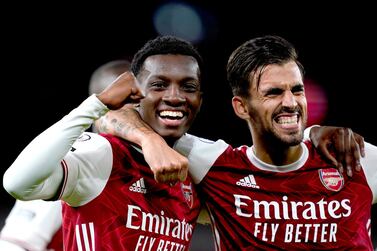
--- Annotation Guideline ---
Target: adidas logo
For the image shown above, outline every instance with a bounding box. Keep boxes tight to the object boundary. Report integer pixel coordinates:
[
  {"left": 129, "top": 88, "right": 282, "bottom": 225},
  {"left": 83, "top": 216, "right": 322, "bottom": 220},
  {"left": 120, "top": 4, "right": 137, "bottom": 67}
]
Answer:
[
  {"left": 236, "top": 174, "right": 260, "bottom": 189},
  {"left": 129, "top": 177, "right": 147, "bottom": 193}
]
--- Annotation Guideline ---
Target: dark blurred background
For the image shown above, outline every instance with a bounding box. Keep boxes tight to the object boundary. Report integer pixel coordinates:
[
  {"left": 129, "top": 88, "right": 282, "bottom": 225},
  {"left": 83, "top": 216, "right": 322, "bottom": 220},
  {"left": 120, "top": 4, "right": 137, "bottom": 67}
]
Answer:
[{"left": 1, "top": 1, "right": 376, "bottom": 250}]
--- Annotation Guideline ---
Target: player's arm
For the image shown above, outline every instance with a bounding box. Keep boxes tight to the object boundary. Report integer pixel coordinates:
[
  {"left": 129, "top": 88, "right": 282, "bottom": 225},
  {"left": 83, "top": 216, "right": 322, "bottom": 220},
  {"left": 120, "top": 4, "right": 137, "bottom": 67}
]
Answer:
[
  {"left": 96, "top": 107, "right": 189, "bottom": 184},
  {"left": 304, "top": 125, "right": 365, "bottom": 177},
  {"left": 3, "top": 72, "right": 143, "bottom": 201},
  {"left": 97, "top": 108, "right": 229, "bottom": 185}
]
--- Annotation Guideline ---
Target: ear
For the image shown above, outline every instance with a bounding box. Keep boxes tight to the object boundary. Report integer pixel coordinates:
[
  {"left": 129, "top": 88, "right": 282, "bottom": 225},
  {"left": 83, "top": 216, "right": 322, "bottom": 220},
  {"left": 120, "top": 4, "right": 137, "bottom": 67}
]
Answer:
[
  {"left": 232, "top": 96, "right": 250, "bottom": 120},
  {"left": 198, "top": 92, "right": 203, "bottom": 111}
]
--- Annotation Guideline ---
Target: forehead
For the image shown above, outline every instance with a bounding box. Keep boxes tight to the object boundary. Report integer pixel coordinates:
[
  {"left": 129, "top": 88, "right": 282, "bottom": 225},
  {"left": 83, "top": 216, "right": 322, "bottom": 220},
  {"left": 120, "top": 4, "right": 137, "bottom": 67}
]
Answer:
[
  {"left": 142, "top": 54, "right": 200, "bottom": 79},
  {"left": 257, "top": 61, "right": 303, "bottom": 89}
]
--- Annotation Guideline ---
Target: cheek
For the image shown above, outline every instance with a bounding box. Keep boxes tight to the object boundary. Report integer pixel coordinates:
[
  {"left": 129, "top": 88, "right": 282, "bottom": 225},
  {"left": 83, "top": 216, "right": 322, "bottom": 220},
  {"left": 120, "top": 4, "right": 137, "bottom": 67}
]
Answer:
[
  {"left": 139, "top": 100, "right": 155, "bottom": 118},
  {"left": 187, "top": 96, "right": 202, "bottom": 109},
  {"left": 250, "top": 100, "right": 270, "bottom": 116},
  {"left": 299, "top": 98, "right": 308, "bottom": 112},
  {"left": 254, "top": 105, "right": 275, "bottom": 125},
  {"left": 140, "top": 93, "right": 158, "bottom": 107}
]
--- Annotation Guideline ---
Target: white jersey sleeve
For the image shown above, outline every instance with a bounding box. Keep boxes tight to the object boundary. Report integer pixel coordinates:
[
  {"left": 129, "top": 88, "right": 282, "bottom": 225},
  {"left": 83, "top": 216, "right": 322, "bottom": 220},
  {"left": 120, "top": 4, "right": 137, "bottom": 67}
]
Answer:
[
  {"left": 3, "top": 95, "right": 112, "bottom": 206},
  {"left": 174, "top": 133, "right": 228, "bottom": 184},
  {"left": 61, "top": 132, "right": 113, "bottom": 206},
  {"left": 360, "top": 142, "right": 377, "bottom": 204},
  {"left": 303, "top": 125, "right": 320, "bottom": 141},
  {"left": 0, "top": 200, "right": 61, "bottom": 251}
]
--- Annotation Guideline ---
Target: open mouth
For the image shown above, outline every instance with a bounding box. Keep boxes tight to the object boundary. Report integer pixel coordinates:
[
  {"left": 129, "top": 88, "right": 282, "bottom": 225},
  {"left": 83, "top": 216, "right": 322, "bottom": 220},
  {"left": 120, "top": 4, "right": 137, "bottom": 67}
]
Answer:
[
  {"left": 158, "top": 110, "right": 187, "bottom": 127},
  {"left": 274, "top": 115, "right": 298, "bottom": 125},
  {"left": 159, "top": 110, "right": 185, "bottom": 120},
  {"left": 274, "top": 114, "right": 300, "bottom": 130}
]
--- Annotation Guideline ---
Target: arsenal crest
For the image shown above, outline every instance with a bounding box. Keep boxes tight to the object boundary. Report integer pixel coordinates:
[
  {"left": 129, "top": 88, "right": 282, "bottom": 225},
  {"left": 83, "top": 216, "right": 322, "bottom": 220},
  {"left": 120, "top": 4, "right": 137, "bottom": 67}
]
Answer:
[
  {"left": 181, "top": 183, "right": 194, "bottom": 208},
  {"left": 318, "top": 168, "right": 344, "bottom": 192}
]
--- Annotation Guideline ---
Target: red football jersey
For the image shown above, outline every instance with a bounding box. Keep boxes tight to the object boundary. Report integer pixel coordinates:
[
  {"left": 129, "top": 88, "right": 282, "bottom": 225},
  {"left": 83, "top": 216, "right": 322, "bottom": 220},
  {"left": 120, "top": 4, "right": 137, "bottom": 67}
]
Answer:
[
  {"left": 62, "top": 134, "right": 201, "bottom": 251},
  {"left": 177, "top": 134, "right": 375, "bottom": 250},
  {"left": 202, "top": 142, "right": 373, "bottom": 250}
]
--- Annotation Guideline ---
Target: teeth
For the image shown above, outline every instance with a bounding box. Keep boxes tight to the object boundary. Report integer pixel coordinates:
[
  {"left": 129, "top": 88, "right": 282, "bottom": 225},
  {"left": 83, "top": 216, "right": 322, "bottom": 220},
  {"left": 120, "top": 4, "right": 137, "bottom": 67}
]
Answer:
[
  {"left": 160, "top": 110, "right": 184, "bottom": 118},
  {"left": 277, "top": 116, "right": 298, "bottom": 124}
]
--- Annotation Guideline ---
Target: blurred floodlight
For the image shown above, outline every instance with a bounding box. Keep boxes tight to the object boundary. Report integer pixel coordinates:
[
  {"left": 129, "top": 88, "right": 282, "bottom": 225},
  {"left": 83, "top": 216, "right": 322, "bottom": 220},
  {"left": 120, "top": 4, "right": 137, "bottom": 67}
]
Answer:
[
  {"left": 153, "top": 2, "right": 204, "bottom": 43},
  {"left": 305, "top": 78, "right": 328, "bottom": 126}
]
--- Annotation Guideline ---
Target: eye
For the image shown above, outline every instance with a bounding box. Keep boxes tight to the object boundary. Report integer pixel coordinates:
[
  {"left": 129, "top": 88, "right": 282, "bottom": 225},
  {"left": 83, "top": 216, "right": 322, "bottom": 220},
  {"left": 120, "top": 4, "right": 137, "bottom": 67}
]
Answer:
[
  {"left": 150, "top": 81, "right": 167, "bottom": 90},
  {"left": 292, "top": 85, "right": 305, "bottom": 95},
  {"left": 182, "top": 82, "right": 200, "bottom": 93},
  {"left": 265, "top": 88, "right": 283, "bottom": 97}
]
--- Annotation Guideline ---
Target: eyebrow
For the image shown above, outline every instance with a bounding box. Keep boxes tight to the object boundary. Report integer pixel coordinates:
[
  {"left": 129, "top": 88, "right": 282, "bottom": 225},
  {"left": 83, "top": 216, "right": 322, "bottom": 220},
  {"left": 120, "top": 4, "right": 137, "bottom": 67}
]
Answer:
[
  {"left": 149, "top": 74, "right": 199, "bottom": 83},
  {"left": 261, "top": 82, "right": 304, "bottom": 94}
]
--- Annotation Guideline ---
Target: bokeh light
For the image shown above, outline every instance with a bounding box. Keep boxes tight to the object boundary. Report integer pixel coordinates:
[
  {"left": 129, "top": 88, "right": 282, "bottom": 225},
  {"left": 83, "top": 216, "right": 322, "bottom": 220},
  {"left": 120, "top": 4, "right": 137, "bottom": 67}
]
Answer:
[
  {"left": 153, "top": 2, "right": 204, "bottom": 43},
  {"left": 305, "top": 78, "right": 328, "bottom": 126}
]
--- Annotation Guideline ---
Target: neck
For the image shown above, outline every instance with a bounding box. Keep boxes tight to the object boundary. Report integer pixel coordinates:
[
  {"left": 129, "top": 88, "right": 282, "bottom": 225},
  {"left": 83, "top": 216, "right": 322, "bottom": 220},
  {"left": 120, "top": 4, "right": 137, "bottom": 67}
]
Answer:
[
  {"left": 164, "top": 137, "right": 178, "bottom": 147},
  {"left": 253, "top": 139, "right": 303, "bottom": 166}
]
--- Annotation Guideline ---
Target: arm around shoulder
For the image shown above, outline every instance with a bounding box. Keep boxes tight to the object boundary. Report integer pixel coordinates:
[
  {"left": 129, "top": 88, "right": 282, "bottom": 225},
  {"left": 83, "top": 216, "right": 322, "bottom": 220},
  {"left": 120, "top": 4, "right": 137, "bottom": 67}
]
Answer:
[{"left": 174, "top": 134, "right": 229, "bottom": 184}]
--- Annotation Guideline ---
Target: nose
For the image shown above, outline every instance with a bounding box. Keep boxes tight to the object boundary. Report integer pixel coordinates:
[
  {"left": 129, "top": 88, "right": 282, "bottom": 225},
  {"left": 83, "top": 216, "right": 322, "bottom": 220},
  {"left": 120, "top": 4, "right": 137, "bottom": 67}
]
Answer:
[
  {"left": 162, "top": 86, "right": 186, "bottom": 105},
  {"left": 282, "top": 91, "right": 297, "bottom": 108}
]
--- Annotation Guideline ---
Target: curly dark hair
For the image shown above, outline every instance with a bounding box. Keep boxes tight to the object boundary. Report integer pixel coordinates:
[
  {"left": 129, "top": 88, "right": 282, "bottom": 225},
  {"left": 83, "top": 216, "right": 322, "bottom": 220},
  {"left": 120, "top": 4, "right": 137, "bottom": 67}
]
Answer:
[{"left": 131, "top": 35, "right": 203, "bottom": 80}]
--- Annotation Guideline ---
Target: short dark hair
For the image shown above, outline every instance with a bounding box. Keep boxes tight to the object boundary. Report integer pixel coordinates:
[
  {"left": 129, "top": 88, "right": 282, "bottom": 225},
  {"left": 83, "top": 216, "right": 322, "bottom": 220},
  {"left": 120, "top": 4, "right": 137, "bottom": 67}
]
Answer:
[
  {"left": 131, "top": 35, "right": 203, "bottom": 79},
  {"left": 227, "top": 35, "right": 305, "bottom": 97}
]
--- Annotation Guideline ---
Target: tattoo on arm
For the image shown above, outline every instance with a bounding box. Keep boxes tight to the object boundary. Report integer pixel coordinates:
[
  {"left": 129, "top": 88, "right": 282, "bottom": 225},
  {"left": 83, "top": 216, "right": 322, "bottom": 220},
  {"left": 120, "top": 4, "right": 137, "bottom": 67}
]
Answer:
[
  {"left": 116, "top": 109, "right": 155, "bottom": 138},
  {"left": 97, "top": 116, "right": 109, "bottom": 133},
  {"left": 98, "top": 109, "right": 155, "bottom": 140},
  {"left": 113, "top": 118, "right": 124, "bottom": 135}
]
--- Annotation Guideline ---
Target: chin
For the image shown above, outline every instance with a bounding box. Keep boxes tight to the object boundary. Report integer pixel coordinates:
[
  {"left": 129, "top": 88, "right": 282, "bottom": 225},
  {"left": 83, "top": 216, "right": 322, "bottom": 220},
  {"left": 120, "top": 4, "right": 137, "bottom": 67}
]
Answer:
[
  {"left": 158, "top": 129, "right": 185, "bottom": 141},
  {"left": 285, "top": 135, "right": 303, "bottom": 146},
  {"left": 274, "top": 132, "right": 303, "bottom": 146}
]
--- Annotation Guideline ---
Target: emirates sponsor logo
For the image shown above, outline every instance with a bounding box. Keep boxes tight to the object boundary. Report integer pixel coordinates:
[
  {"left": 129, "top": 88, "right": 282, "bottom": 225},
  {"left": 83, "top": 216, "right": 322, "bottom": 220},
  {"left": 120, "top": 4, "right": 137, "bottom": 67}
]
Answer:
[
  {"left": 319, "top": 168, "right": 344, "bottom": 192},
  {"left": 233, "top": 195, "right": 353, "bottom": 244},
  {"left": 233, "top": 195, "right": 351, "bottom": 220},
  {"left": 181, "top": 183, "right": 194, "bottom": 208},
  {"left": 126, "top": 205, "right": 194, "bottom": 241}
]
